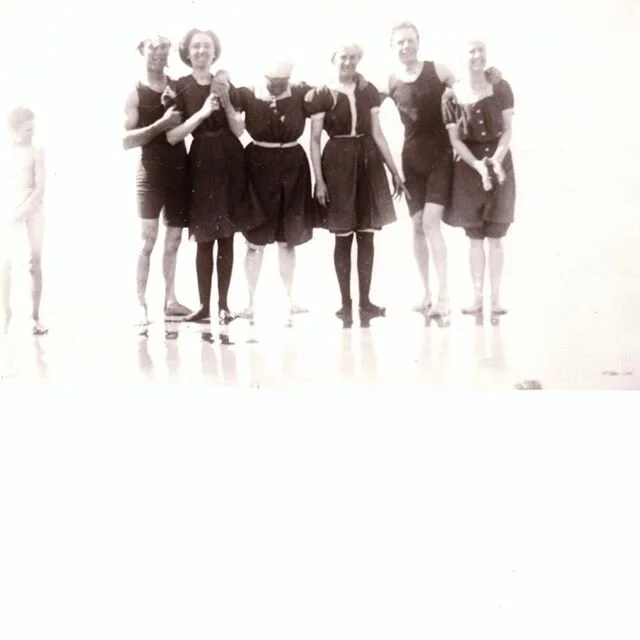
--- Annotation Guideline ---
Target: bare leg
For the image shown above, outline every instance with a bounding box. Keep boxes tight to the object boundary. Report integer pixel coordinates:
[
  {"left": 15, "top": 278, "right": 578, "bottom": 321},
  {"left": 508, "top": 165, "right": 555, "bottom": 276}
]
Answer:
[
  {"left": 422, "top": 203, "right": 449, "bottom": 316},
  {"left": 488, "top": 237, "right": 506, "bottom": 314},
  {"left": 278, "top": 242, "right": 307, "bottom": 319},
  {"left": 163, "top": 226, "right": 191, "bottom": 316},
  {"left": 410, "top": 212, "right": 431, "bottom": 311},
  {"left": 462, "top": 239, "right": 485, "bottom": 314},
  {"left": 25, "top": 210, "right": 47, "bottom": 334},
  {"left": 136, "top": 219, "right": 159, "bottom": 325},
  {"left": 240, "top": 242, "right": 264, "bottom": 320},
  {"left": 1, "top": 255, "right": 11, "bottom": 334},
  {"left": 0, "top": 220, "right": 19, "bottom": 333}
]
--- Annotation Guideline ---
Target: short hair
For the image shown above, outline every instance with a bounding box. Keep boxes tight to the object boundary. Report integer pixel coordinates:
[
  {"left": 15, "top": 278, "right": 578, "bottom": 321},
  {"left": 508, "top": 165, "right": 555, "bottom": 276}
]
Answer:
[
  {"left": 390, "top": 21, "right": 420, "bottom": 44},
  {"left": 6, "top": 105, "right": 35, "bottom": 131},
  {"left": 178, "top": 29, "right": 222, "bottom": 67},
  {"left": 330, "top": 42, "right": 365, "bottom": 64}
]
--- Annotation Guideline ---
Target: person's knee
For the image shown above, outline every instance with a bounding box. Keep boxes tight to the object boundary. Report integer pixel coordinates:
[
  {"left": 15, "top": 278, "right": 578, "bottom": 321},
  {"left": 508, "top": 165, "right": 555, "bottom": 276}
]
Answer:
[
  {"left": 164, "top": 228, "right": 182, "bottom": 254},
  {"left": 246, "top": 242, "right": 265, "bottom": 255},
  {"left": 422, "top": 211, "right": 443, "bottom": 234},
  {"left": 140, "top": 221, "right": 159, "bottom": 255},
  {"left": 411, "top": 213, "right": 425, "bottom": 238},
  {"left": 140, "top": 238, "right": 156, "bottom": 258},
  {"left": 487, "top": 237, "right": 503, "bottom": 251},
  {"left": 356, "top": 230, "right": 374, "bottom": 244},
  {"left": 28, "top": 253, "right": 42, "bottom": 273},
  {"left": 277, "top": 241, "right": 294, "bottom": 253}
]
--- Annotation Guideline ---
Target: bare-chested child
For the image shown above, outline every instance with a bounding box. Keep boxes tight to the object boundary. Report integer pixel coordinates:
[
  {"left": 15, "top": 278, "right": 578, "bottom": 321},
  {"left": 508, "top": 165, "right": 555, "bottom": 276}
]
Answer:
[
  {"left": 0, "top": 106, "right": 47, "bottom": 335},
  {"left": 123, "top": 34, "right": 192, "bottom": 326}
]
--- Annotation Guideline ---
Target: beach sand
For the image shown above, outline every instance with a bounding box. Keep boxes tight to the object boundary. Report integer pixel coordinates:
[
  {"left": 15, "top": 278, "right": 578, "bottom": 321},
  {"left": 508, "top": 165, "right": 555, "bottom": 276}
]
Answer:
[{"left": 1, "top": 118, "right": 638, "bottom": 390}]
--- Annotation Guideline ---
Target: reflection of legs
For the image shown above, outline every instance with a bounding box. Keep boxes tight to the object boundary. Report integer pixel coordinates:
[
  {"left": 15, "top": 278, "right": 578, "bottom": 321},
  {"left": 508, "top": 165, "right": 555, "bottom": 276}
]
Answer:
[
  {"left": 163, "top": 226, "right": 191, "bottom": 316},
  {"left": 184, "top": 241, "right": 214, "bottom": 323},
  {"left": 334, "top": 233, "right": 353, "bottom": 324},
  {"left": 216, "top": 236, "right": 234, "bottom": 317},
  {"left": 488, "top": 237, "right": 506, "bottom": 314},
  {"left": 411, "top": 212, "right": 431, "bottom": 311},
  {"left": 26, "top": 211, "right": 46, "bottom": 334},
  {"left": 463, "top": 239, "right": 485, "bottom": 314},
  {"left": 136, "top": 219, "right": 159, "bottom": 324},
  {"left": 241, "top": 242, "right": 264, "bottom": 319},
  {"left": 422, "top": 203, "right": 449, "bottom": 315},
  {"left": 356, "top": 231, "right": 383, "bottom": 316}
]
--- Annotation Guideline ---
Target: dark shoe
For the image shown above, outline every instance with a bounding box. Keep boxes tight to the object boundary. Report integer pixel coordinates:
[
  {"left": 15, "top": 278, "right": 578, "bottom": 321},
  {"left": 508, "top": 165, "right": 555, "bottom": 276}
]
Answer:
[
  {"left": 183, "top": 307, "right": 211, "bottom": 324},
  {"left": 335, "top": 302, "right": 353, "bottom": 329},
  {"left": 360, "top": 302, "right": 386, "bottom": 318}
]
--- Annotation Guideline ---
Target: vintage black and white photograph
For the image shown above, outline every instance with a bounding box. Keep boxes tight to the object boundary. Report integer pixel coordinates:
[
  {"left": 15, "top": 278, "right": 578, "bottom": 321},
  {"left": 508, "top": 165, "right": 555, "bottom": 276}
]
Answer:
[
  {"left": 1, "top": 0, "right": 637, "bottom": 390},
  {"left": 1, "top": 2, "right": 640, "bottom": 639}
]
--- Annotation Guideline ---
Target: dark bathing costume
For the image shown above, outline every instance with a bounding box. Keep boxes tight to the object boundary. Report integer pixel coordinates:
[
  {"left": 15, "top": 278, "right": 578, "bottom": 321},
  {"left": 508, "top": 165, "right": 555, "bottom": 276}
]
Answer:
[
  {"left": 306, "top": 74, "right": 397, "bottom": 322},
  {"left": 387, "top": 61, "right": 453, "bottom": 215},
  {"left": 235, "top": 82, "right": 319, "bottom": 248},
  {"left": 135, "top": 79, "right": 189, "bottom": 227},
  {"left": 305, "top": 76, "right": 396, "bottom": 234},
  {"left": 441, "top": 79, "right": 516, "bottom": 239}
]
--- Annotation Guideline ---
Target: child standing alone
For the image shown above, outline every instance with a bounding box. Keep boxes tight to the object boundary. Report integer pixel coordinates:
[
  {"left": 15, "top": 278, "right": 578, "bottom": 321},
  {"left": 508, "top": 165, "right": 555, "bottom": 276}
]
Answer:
[{"left": 1, "top": 105, "right": 47, "bottom": 335}]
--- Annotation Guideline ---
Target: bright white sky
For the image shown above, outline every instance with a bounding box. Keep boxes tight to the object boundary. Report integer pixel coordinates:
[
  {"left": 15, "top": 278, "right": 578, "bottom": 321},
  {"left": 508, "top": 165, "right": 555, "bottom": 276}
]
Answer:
[{"left": 1, "top": 0, "right": 639, "bottom": 162}]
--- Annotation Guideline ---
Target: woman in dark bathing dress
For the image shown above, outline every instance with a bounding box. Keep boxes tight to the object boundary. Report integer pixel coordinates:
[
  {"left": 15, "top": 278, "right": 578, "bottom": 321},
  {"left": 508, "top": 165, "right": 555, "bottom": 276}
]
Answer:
[
  {"left": 307, "top": 43, "right": 408, "bottom": 328},
  {"left": 166, "top": 28, "right": 259, "bottom": 325},
  {"left": 442, "top": 38, "right": 515, "bottom": 317},
  {"left": 233, "top": 56, "right": 319, "bottom": 326}
]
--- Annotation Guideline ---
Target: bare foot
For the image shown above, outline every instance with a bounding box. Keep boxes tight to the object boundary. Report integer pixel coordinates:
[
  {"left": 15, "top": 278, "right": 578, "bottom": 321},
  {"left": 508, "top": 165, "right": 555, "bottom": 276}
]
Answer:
[
  {"left": 32, "top": 322, "right": 48, "bottom": 336},
  {"left": 134, "top": 305, "right": 150, "bottom": 327},
  {"left": 236, "top": 307, "right": 255, "bottom": 321},
  {"left": 461, "top": 299, "right": 483, "bottom": 315},
  {"left": 165, "top": 301, "right": 193, "bottom": 318},
  {"left": 412, "top": 297, "right": 433, "bottom": 313},
  {"left": 218, "top": 309, "right": 236, "bottom": 325},
  {"left": 428, "top": 299, "right": 451, "bottom": 318},
  {"left": 290, "top": 304, "right": 308, "bottom": 315}
]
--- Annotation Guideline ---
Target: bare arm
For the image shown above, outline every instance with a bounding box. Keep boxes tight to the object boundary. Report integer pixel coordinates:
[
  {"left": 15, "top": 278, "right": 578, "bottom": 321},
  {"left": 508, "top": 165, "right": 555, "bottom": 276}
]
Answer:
[
  {"left": 370, "top": 109, "right": 409, "bottom": 199},
  {"left": 122, "top": 88, "right": 181, "bottom": 150},
  {"left": 490, "top": 109, "right": 513, "bottom": 164},
  {"left": 446, "top": 124, "right": 492, "bottom": 190},
  {"left": 15, "top": 147, "right": 45, "bottom": 219},
  {"left": 216, "top": 85, "right": 245, "bottom": 138},
  {"left": 224, "top": 106, "right": 245, "bottom": 138},
  {"left": 166, "top": 103, "right": 210, "bottom": 146},
  {"left": 435, "top": 63, "right": 456, "bottom": 88},
  {"left": 210, "top": 73, "right": 245, "bottom": 138},
  {"left": 309, "top": 114, "right": 329, "bottom": 206},
  {"left": 167, "top": 78, "right": 245, "bottom": 145},
  {"left": 446, "top": 124, "right": 483, "bottom": 169},
  {"left": 370, "top": 109, "right": 401, "bottom": 178}
]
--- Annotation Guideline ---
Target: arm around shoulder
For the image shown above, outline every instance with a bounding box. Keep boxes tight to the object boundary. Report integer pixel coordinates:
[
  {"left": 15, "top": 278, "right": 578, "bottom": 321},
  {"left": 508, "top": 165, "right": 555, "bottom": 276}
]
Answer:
[{"left": 435, "top": 62, "right": 456, "bottom": 87}]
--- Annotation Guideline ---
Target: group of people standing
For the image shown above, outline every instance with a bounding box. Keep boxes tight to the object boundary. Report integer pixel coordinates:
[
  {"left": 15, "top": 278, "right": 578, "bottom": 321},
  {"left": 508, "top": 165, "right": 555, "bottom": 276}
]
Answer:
[{"left": 0, "top": 20, "right": 515, "bottom": 337}]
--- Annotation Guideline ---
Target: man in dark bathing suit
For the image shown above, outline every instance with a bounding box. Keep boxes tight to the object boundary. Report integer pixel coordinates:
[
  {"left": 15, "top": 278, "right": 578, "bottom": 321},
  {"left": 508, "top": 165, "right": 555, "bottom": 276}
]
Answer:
[{"left": 123, "top": 34, "right": 192, "bottom": 326}]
